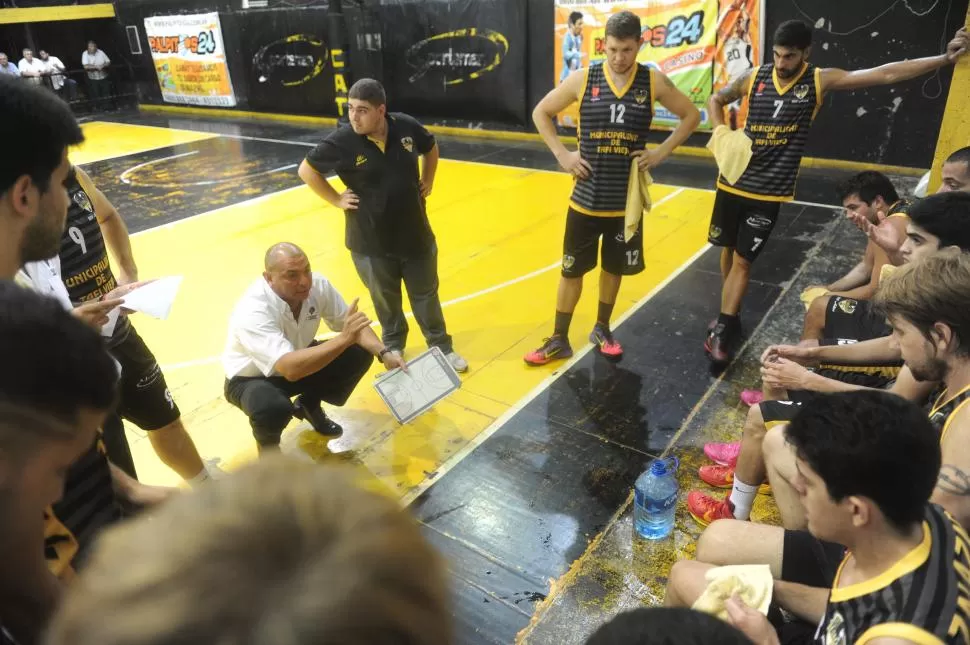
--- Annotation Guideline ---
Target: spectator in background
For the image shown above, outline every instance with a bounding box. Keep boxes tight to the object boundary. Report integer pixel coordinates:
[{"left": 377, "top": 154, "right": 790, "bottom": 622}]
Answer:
[
  {"left": 45, "top": 458, "right": 452, "bottom": 645},
  {"left": 0, "top": 53, "right": 19, "bottom": 76},
  {"left": 39, "top": 50, "right": 76, "bottom": 103},
  {"left": 18, "top": 49, "right": 45, "bottom": 86},
  {"left": 81, "top": 41, "right": 110, "bottom": 109}
]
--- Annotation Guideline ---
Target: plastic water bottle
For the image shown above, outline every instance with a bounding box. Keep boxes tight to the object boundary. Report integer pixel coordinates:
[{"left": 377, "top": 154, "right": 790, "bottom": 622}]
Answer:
[{"left": 634, "top": 457, "right": 679, "bottom": 540}]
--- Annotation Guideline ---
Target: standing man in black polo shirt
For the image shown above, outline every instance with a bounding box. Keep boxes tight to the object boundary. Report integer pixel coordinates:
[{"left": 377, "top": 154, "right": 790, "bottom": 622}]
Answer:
[{"left": 298, "top": 79, "right": 467, "bottom": 373}]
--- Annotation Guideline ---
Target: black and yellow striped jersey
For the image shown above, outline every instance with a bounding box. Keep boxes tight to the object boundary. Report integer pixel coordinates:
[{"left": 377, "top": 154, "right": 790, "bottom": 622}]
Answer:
[
  {"left": 45, "top": 433, "right": 121, "bottom": 580},
  {"left": 717, "top": 62, "right": 823, "bottom": 202},
  {"left": 58, "top": 168, "right": 130, "bottom": 346},
  {"left": 570, "top": 61, "right": 654, "bottom": 217},
  {"left": 887, "top": 199, "right": 911, "bottom": 219},
  {"left": 929, "top": 384, "right": 970, "bottom": 444},
  {"left": 816, "top": 504, "right": 970, "bottom": 644}
]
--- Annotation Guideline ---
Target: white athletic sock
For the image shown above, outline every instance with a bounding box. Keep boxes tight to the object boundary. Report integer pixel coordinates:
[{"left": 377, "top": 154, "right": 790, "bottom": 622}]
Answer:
[
  {"left": 729, "top": 478, "right": 759, "bottom": 521},
  {"left": 188, "top": 468, "right": 211, "bottom": 486}
]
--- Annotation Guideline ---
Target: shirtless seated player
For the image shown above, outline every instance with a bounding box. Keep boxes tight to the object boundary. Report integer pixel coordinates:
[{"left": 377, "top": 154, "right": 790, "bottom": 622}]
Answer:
[
  {"left": 666, "top": 391, "right": 970, "bottom": 645},
  {"left": 688, "top": 193, "right": 970, "bottom": 526},
  {"left": 799, "top": 171, "right": 909, "bottom": 344},
  {"left": 797, "top": 148, "right": 970, "bottom": 351}
]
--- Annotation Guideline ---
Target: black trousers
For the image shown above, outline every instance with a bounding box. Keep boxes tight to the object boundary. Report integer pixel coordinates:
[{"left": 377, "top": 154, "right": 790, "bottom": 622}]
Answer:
[
  {"left": 86, "top": 77, "right": 111, "bottom": 109},
  {"left": 224, "top": 344, "right": 373, "bottom": 446}
]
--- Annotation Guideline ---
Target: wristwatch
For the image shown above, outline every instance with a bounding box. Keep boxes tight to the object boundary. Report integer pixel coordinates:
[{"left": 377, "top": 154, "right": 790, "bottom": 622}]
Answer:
[{"left": 377, "top": 347, "right": 391, "bottom": 361}]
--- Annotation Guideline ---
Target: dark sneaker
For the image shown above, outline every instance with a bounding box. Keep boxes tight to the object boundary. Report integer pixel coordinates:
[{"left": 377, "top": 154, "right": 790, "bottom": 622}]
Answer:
[
  {"left": 705, "top": 323, "right": 733, "bottom": 364},
  {"left": 589, "top": 323, "right": 623, "bottom": 359},
  {"left": 293, "top": 395, "right": 343, "bottom": 438},
  {"left": 524, "top": 334, "right": 574, "bottom": 366}
]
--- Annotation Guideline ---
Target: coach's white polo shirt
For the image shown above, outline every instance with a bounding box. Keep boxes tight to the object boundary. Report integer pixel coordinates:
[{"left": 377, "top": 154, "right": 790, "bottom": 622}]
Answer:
[
  {"left": 223, "top": 273, "right": 349, "bottom": 379},
  {"left": 20, "top": 257, "right": 73, "bottom": 310}
]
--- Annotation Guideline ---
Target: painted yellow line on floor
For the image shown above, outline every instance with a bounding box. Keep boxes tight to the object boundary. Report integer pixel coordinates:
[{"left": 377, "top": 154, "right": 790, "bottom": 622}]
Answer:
[{"left": 72, "top": 121, "right": 219, "bottom": 166}]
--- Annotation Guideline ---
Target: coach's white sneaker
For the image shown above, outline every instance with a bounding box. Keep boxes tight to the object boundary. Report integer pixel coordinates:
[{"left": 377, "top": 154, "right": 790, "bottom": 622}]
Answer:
[{"left": 446, "top": 351, "right": 469, "bottom": 373}]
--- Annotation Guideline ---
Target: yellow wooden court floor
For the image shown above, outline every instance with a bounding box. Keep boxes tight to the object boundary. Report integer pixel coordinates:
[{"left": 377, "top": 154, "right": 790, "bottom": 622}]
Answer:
[{"left": 72, "top": 120, "right": 714, "bottom": 496}]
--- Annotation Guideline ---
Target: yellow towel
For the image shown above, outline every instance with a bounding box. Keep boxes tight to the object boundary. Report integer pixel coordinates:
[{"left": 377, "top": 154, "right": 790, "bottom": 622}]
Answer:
[
  {"left": 800, "top": 286, "right": 828, "bottom": 309},
  {"left": 707, "top": 125, "right": 754, "bottom": 185},
  {"left": 692, "top": 564, "right": 774, "bottom": 621},
  {"left": 624, "top": 159, "right": 653, "bottom": 242}
]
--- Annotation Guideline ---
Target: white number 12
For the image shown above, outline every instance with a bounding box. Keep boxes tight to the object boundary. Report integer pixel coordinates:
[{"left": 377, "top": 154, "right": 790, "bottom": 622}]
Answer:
[{"left": 610, "top": 103, "right": 626, "bottom": 124}]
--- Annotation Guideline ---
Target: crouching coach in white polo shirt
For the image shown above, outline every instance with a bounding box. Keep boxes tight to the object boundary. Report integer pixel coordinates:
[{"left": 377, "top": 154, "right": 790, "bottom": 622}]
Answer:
[{"left": 223, "top": 242, "right": 406, "bottom": 452}]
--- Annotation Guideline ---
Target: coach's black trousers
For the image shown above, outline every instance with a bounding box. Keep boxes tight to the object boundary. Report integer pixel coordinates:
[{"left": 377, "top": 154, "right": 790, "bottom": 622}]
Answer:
[{"left": 224, "top": 345, "right": 373, "bottom": 447}]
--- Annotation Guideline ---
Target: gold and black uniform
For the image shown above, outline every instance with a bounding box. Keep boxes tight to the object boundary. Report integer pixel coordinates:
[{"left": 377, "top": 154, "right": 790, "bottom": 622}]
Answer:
[
  {"left": 822, "top": 200, "right": 911, "bottom": 345},
  {"left": 815, "top": 504, "right": 970, "bottom": 644},
  {"left": 562, "top": 61, "right": 654, "bottom": 278},
  {"left": 45, "top": 432, "right": 121, "bottom": 579},
  {"left": 59, "top": 168, "right": 179, "bottom": 432},
  {"left": 708, "top": 62, "right": 824, "bottom": 262}
]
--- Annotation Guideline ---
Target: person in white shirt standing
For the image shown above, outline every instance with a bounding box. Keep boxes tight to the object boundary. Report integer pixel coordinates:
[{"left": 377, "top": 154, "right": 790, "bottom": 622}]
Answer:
[
  {"left": 18, "top": 49, "right": 46, "bottom": 86},
  {"left": 81, "top": 41, "right": 110, "bottom": 109},
  {"left": 40, "top": 49, "right": 76, "bottom": 102},
  {"left": 224, "top": 242, "right": 406, "bottom": 453}
]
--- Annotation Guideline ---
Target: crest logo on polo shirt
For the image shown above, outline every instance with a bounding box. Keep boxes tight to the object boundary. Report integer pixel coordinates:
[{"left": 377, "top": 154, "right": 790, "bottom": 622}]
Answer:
[
  {"left": 794, "top": 84, "right": 809, "bottom": 99},
  {"left": 401, "top": 136, "right": 414, "bottom": 153},
  {"left": 307, "top": 305, "right": 319, "bottom": 321},
  {"left": 634, "top": 88, "right": 648, "bottom": 105},
  {"left": 355, "top": 154, "right": 367, "bottom": 167},
  {"left": 73, "top": 190, "right": 93, "bottom": 213}
]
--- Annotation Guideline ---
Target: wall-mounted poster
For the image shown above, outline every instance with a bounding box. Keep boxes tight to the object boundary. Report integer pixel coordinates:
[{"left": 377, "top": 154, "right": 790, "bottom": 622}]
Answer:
[
  {"left": 554, "top": 0, "right": 763, "bottom": 131},
  {"left": 144, "top": 12, "right": 236, "bottom": 107}
]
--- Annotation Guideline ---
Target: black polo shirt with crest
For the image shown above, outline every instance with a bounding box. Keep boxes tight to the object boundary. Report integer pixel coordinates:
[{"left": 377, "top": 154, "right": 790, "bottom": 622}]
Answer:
[{"left": 306, "top": 112, "right": 437, "bottom": 258}]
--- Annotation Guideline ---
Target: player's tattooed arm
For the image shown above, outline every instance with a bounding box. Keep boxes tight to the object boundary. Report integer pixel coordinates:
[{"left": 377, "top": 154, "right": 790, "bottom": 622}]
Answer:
[
  {"left": 932, "top": 463, "right": 970, "bottom": 529},
  {"left": 938, "top": 465, "right": 970, "bottom": 496},
  {"left": 707, "top": 69, "right": 752, "bottom": 128}
]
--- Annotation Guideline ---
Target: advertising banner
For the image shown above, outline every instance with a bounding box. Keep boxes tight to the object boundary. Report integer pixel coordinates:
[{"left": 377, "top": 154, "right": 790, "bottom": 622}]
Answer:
[
  {"left": 380, "top": 0, "right": 527, "bottom": 125},
  {"left": 713, "top": 0, "right": 763, "bottom": 129},
  {"left": 237, "top": 8, "right": 336, "bottom": 115},
  {"left": 144, "top": 12, "right": 236, "bottom": 107},
  {"left": 554, "top": 0, "right": 762, "bottom": 131}
]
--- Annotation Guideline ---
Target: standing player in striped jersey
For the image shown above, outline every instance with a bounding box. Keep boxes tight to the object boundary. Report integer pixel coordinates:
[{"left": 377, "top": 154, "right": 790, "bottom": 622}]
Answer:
[
  {"left": 527, "top": 11, "right": 700, "bottom": 365},
  {"left": 52, "top": 166, "right": 216, "bottom": 485},
  {"left": 704, "top": 21, "right": 970, "bottom": 363}
]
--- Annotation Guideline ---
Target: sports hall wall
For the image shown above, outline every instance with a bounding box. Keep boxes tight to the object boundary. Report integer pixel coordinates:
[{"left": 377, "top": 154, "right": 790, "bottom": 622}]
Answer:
[{"left": 16, "top": 0, "right": 966, "bottom": 169}]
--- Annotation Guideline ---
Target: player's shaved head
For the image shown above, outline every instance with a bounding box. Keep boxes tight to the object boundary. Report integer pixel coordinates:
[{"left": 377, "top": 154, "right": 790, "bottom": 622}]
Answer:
[{"left": 264, "top": 242, "right": 306, "bottom": 272}]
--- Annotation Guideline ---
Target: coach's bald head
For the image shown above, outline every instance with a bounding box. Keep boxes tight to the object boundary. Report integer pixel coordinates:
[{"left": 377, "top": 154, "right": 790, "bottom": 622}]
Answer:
[{"left": 263, "top": 243, "right": 311, "bottom": 305}]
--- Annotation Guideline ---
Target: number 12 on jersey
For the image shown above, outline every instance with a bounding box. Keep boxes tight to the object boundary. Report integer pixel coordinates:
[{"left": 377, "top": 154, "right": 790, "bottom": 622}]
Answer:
[{"left": 610, "top": 103, "right": 626, "bottom": 124}]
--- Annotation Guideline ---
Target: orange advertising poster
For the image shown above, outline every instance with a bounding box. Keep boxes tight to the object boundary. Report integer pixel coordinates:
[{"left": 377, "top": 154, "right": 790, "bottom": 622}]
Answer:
[{"left": 144, "top": 12, "right": 237, "bottom": 107}]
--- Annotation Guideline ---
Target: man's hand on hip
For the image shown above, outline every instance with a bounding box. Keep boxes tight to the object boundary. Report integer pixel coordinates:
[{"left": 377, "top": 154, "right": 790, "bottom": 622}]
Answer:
[
  {"left": 556, "top": 149, "right": 592, "bottom": 180},
  {"left": 338, "top": 189, "right": 359, "bottom": 210}
]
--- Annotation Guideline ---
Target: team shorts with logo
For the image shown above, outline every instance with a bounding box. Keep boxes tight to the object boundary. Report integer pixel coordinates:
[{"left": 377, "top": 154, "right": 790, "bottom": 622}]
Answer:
[
  {"left": 822, "top": 297, "right": 891, "bottom": 343},
  {"left": 110, "top": 324, "right": 180, "bottom": 431},
  {"left": 707, "top": 188, "right": 782, "bottom": 262},
  {"left": 760, "top": 364, "right": 898, "bottom": 428},
  {"left": 562, "top": 207, "right": 645, "bottom": 278}
]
